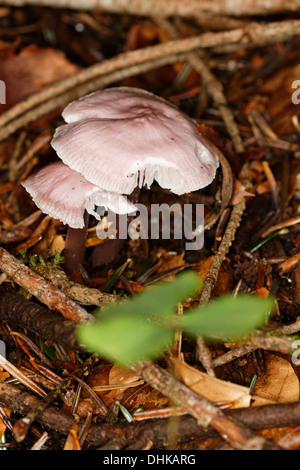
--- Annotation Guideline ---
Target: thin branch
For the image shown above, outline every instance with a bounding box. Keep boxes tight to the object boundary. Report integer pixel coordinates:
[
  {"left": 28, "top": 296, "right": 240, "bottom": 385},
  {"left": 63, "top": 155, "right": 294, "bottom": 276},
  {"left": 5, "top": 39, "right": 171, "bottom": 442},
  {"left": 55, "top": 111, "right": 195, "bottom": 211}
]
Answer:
[
  {"left": 33, "top": 263, "right": 116, "bottom": 307},
  {"left": 157, "top": 18, "right": 245, "bottom": 153},
  {"left": 2, "top": 381, "right": 300, "bottom": 448},
  {"left": 1, "top": 0, "right": 300, "bottom": 18},
  {"left": 12, "top": 354, "right": 102, "bottom": 443},
  {"left": 134, "top": 360, "right": 281, "bottom": 450},
  {"left": 0, "top": 248, "right": 92, "bottom": 323},
  {"left": 200, "top": 198, "right": 247, "bottom": 305},
  {"left": 0, "top": 19, "right": 299, "bottom": 141},
  {"left": 0, "top": 284, "right": 81, "bottom": 350}
]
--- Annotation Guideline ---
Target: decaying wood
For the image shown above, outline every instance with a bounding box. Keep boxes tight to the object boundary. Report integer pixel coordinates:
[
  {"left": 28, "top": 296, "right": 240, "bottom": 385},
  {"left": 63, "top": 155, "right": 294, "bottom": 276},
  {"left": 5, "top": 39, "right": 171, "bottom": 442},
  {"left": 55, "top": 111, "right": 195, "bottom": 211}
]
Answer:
[
  {"left": 157, "top": 18, "right": 245, "bottom": 153},
  {"left": 33, "top": 263, "right": 116, "bottom": 307},
  {"left": 2, "top": 0, "right": 300, "bottom": 18},
  {"left": 200, "top": 197, "right": 246, "bottom": 305},
  {"left": 0, "top": 284, "right": 81, "bottom": 350},
  {"left": 12, "top": 354, "right": 103, "bottom": 443},
  {"left": 134, "top": 361, "right": 281, "bottom": 450},
  {"left": 1, "top": 19, "right": 300, "bottom": 142},
  {"left": 0, "top": 247, "right": 92, "bottom": 323},
  {"left": 2, "top": 381, "right": 300, "bottom": 449}
]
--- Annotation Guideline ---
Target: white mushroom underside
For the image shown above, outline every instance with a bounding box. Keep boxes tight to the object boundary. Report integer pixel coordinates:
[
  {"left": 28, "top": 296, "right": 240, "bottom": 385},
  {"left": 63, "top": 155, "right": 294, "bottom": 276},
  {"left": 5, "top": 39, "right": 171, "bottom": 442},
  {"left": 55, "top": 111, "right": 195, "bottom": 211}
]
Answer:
[
  {"left": 22, "top": 162, "right": 136, "bottom": 229},
  {"left": 52, "top": 107, "right": 219, "bottom": 195}
]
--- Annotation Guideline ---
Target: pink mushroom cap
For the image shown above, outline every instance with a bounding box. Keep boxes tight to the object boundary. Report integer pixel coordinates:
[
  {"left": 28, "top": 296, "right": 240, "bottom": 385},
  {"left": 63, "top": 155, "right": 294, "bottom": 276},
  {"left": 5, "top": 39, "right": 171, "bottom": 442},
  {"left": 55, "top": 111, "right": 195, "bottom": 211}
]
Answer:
[
  {"left": 22, "top": 161, "right": 136, "bottom": 229},
  {"left": 51, "top": 87, "right": 219, "bottom": 196}
]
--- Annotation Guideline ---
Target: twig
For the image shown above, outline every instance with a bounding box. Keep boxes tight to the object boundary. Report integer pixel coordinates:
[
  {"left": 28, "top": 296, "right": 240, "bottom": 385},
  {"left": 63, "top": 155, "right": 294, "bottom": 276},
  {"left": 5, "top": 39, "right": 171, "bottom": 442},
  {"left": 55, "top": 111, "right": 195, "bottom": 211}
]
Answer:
[
  {"left": 0, "top": 355, "right": 47, "bottom": 398},
  {"left": 200, "top": 198, "right": 247, "bottom": 305},
  {"left": 2, "top": 381, "right": 300, "bottom": 448},
  {"left": 261, "top": 215, "right": 300, "bottom": 238},
  {"left": 30, "top": 432, "right": 49, "bottom": 450},
  {"left": 0, "top": 19, "right": 300, "bottom": 142},
  {"left": 196, "top": 197, "right": 247, "bottom": 374},
  {"left": 2, "top": 0, "right": 300, "bottom": 18},
  {"left": 33, "top": 264, "right": 116, "bottom": 307},
  {"left": 0, "top": 55, "right": 187, "bottom": 142},
  {"left": 12, "top": 354, "right": 102, "bottom": 443},
  {"left": 213, "top": 333, "right": 297, "bottom": 367},
  {"left": 196, "top": 337, "right": 216, "bottom": 377},
  {"left": 0, "top": 284, "right": 81, "bottom": 350},
  {"left": 213, "top": 344, "right": 258, "bottom": 368},
  {"left": 157, "top": 18, "right": 245, "bottom": 153},
  {"left": 0, "top": 248, "right": 92, "bottom": 323},
  {"left": 133, "top": 360, "right": 281, "bottom": 450}
]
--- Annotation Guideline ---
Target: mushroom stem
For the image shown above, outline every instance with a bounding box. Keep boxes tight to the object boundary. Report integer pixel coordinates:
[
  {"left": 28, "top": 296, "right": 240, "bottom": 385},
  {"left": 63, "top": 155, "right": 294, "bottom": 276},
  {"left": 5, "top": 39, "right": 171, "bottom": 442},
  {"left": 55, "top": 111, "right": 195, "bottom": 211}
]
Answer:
[
  {"left": 91, "top": 215, "right": 126, "bottom": 268},
  {"left": 63, "top": 211, "right": 89, "bottom": 275},
  {"left": 91, "top": 187, "right": 141, "bottom": 268}
]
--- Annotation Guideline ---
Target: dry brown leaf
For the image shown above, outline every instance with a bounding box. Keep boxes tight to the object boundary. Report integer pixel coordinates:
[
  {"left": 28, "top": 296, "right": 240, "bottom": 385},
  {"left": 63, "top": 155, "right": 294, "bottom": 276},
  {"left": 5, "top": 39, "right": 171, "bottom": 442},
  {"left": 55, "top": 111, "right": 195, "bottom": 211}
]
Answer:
[
  {"left": 0, "top": 45, "right": 79, "bottom": 112},
  {"left": 108, "top": 364, "right": 142, "bottom": 392},
  {"left": 0, "top": 371, "right": 9, "bottom": 381},
  {"left": 172, "top": 357, "right": 253, "bottom": 408},
  {"left": 50, "top": 235, "right": 65, "bottom": 257},
  {"left": 171, "top": 357, "right": 273, "bottom": 409},
  {"left": 0, "top": 366, "right": 10, "bottom": 383},
  {"left": 252, "top": 352, "right": 299, "bottom": 406},
  {"left": 115, "top": 279, "right": 144, "bottom": 292},
  {"left": 87, "top": 363, "right": 168, "bottom": 411},
  {"left": 87, "top": 364, "right": 142, "bottom": 405},
  {"left": 195, "top": 256, "right": 233, "bottom": 297},
  {"left": 257, "top": 63, "right": 300, "bottom": 135},
  {"left": 156, "top": 249, "right": 186, "bottom": 273}
]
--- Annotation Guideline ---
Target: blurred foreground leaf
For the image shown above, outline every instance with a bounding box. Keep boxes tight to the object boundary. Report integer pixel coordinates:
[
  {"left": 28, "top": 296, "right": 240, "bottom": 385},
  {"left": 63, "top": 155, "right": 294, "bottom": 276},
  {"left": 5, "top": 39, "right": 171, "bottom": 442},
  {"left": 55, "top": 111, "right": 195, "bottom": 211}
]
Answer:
[
  {"left": 77, "top": 271, "right": 273, "bottom": 367},
  {"left": 93, "top": 270, "right": 201, "bottom": 319},
  {"left": 179, "top": 295, "right": 274, "bottom": 341}
]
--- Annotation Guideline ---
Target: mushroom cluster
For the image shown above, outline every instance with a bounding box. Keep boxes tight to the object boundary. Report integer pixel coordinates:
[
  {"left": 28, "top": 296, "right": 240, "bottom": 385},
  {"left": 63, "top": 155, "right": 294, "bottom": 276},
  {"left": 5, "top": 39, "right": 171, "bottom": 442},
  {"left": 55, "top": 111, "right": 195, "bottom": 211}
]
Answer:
[{"left": 22, "top": 87, "right": 219, "bottom": 273}]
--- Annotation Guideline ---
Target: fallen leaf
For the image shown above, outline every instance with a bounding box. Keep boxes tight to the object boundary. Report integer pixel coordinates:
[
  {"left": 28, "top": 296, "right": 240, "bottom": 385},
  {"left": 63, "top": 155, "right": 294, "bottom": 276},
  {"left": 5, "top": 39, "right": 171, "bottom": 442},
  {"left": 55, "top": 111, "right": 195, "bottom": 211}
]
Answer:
[
  {"left": 50, "top": 235, "right": 65, "bottom": 257},
  {"left": 195, "top": 256, "right": 233, "bottom": 297},
  {"left": 257, "top": 63, "right": 300, "bottom": 135},
  {"left": 156, "top": 250, "right": 186, "bottom": 276},
  {"left": 252, "top": 353, "right": 299, "bottom": 405},
  {"left": 87, "top": 363, "right": 168, "bottom": 411},
  {"left": 0, "top": 406, "right": 11, "bottom": 437},
  {"left": 0, "top": 45, "right": 79, "bottom": 113},
  {"left": 255, "top": 287, "right": 270, "bottom": 298},
  {"left": 172, "top": 357, "right": 254, "bottom": 408}
]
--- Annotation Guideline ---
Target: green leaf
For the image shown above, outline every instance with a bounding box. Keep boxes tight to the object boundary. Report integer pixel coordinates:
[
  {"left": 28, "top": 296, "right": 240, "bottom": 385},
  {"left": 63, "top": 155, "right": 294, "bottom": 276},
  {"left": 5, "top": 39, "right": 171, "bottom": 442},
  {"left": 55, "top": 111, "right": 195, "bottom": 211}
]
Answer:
[
  {"left": 180, "top": 294, "right": 273, "bottom": 341},
  {"left": 94, "top": 270, "right": 201, "bottom": 320},
  {"left": 77, "top": 271, "right": 201, "bottom": 366},
  {"left": 77, "top": 272, "right": 271, "bottom": 368},
  {"left": 77, "top": 312, "right": 173, "bottom": 366}
]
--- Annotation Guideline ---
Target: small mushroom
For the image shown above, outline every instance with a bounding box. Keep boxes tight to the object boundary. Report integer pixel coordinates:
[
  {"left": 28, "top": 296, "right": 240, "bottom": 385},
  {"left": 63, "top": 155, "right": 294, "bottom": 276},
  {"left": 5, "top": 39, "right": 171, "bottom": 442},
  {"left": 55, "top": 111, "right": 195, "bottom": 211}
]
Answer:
[
  {"left": 23, "top": 87, "right": 220, "bottom": 274},
  {"left": 22, "top": 161, "right": 136, "bottom": 229},
  {"left": 52, "top": 87, "right": 219, "bottom": 195},
  {"left": 22, "top": 161, "right": 136, "bottom": 273}
]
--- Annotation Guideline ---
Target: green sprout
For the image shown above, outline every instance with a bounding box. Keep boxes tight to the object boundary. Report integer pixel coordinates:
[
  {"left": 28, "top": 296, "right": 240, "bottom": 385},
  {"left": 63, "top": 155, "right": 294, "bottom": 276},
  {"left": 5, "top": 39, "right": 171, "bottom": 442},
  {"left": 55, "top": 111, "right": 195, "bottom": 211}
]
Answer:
[{"left": 77, "top": 271, "right": 274, "bottom": 367}]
